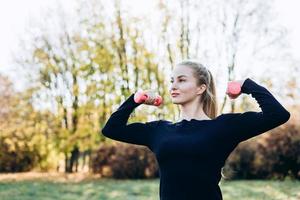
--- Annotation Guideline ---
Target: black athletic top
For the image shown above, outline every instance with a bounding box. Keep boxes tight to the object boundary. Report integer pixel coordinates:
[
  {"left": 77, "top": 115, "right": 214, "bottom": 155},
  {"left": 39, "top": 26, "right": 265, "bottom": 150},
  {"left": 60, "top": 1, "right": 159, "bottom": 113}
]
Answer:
[{"left": 101, "top": 78, "right": 290, "bottom": 200}]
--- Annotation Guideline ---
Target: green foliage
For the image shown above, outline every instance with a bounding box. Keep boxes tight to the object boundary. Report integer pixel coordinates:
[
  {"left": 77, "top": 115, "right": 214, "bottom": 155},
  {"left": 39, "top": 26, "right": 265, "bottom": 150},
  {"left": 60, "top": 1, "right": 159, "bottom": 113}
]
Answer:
[{"left": 0, "top": 78, "right": 61, "bottom": 172}]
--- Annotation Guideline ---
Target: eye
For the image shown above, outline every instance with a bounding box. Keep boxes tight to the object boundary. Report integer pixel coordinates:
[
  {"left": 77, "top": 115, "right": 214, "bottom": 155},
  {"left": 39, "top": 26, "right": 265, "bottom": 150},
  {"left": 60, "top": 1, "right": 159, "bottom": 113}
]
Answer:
[{"left": 170, "top": 79, "right": 185, "bottom": 83}]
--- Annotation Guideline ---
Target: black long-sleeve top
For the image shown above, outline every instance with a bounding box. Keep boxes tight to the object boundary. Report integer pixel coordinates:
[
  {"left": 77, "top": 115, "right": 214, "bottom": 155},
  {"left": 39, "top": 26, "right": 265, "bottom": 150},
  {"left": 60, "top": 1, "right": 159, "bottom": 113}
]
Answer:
[{"left": 101, "top": 78, "right": 290, "bottom": 200}]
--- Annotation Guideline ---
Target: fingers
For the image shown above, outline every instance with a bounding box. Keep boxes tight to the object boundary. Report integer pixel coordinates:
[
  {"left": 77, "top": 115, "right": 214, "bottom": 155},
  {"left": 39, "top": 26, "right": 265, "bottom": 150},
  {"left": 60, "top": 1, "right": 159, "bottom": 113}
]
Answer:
[{"left": 226, "top": 80, "right": 242, "bottom": 99}]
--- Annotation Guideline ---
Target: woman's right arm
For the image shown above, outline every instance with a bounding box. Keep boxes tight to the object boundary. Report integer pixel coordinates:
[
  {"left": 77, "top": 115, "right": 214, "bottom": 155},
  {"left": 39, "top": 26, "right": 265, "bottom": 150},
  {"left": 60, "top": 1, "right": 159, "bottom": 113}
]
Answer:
[{"left": 101, "top": 93, "right": 160, "bottom": 147}]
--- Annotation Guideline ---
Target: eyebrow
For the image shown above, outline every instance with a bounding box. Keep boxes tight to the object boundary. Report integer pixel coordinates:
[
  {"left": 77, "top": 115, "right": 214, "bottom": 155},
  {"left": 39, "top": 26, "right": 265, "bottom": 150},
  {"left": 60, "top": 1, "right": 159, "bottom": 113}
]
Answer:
[{"left": 170, "top": 75, "right": 187, "bottom": 79}]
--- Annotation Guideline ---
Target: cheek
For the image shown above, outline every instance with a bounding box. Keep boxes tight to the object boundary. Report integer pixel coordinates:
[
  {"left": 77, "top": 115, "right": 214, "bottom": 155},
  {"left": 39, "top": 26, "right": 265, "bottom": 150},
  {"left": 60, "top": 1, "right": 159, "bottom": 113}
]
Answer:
[
  {"left": 181, "top": 83, "right": 196, "bottom": 92},
  {"left": 182, "top": 85, "right": 200, "bottom": 99}
]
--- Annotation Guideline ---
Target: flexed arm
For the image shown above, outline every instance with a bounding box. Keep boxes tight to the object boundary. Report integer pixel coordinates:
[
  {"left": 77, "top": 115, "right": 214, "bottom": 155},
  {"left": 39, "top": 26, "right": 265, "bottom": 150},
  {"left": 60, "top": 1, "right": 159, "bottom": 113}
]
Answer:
[
  {"left": 101, "top": 93, "right": 160, "bottom": 147},
  {"left": 224, "top": 78, "right": 290, "bottom": 143}
]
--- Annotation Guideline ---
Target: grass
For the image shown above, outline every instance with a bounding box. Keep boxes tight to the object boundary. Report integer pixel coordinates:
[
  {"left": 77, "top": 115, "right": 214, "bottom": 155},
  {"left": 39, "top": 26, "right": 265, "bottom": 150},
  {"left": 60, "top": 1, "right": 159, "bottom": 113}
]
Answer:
[{"left": 0, "top": 173, "right": 299, "bottom": 200}]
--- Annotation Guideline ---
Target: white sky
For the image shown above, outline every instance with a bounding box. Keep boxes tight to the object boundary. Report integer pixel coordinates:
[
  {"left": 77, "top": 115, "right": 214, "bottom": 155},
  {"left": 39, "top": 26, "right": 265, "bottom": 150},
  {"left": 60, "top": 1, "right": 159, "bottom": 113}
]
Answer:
[{"left": 0, "top": 0, "right": 299, "bottom": 91}]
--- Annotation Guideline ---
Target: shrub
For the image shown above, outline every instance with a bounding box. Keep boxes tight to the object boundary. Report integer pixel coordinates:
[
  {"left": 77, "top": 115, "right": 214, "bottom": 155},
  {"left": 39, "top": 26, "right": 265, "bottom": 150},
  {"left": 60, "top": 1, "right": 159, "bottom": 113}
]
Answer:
[
  {"left": 0, "top": 138, "right": 39, "bottom": 172},
  {"left": 224, "top": 122, "right": 300, "bottom": 180},
  {"left": 223, "top": 139, "right": 260, "bottom": 179},
  {"left": 259, "top": 123, "right": 300, "bottom": 180},
  {"left": 91, "top": 142, "right": 159, "bottom": 179}
]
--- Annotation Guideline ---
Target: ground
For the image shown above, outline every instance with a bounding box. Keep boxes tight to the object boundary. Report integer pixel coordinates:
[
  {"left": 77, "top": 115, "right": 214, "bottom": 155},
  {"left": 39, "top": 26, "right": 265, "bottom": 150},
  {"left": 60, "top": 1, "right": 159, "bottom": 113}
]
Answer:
[{"left": 0, "top": 172, "right": 299, "bottom": 200}]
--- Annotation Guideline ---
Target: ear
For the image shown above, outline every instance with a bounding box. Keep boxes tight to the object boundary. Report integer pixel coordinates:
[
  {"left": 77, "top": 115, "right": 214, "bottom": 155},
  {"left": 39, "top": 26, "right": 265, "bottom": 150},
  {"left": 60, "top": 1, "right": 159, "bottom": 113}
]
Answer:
[{"left": 196, "top": 84, "right": 207, "bottom": 95}]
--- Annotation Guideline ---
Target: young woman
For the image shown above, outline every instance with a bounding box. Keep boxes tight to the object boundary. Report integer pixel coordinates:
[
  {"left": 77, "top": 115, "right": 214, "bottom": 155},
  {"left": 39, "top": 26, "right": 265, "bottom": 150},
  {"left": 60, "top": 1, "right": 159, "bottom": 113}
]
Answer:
[{"left": 101, "top": 60, "right": 290, "bottom": 200}]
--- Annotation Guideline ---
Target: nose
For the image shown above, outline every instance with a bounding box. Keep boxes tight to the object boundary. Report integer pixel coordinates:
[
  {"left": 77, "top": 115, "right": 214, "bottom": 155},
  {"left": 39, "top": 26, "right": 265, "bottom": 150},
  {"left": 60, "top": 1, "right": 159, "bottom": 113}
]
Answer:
[{"left": 169, "top": 82, "right": 178, "bottom": 93}]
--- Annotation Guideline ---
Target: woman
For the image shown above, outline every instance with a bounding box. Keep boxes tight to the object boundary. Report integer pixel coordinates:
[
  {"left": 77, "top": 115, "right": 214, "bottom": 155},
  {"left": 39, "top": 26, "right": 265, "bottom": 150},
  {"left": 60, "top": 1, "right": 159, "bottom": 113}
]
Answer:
[{"left": 101, "top": 60, "right": 290, "bottom": 200}]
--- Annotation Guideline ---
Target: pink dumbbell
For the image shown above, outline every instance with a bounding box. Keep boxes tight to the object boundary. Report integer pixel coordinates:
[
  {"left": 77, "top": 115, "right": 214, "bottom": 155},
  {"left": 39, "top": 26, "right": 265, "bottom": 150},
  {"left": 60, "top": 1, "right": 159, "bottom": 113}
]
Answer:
[
  {"left": 226, "top": 81, "right": 241, "bottom": 99},
  {"left": 134, "top": 90, "right": 163, "bottom": 106}
]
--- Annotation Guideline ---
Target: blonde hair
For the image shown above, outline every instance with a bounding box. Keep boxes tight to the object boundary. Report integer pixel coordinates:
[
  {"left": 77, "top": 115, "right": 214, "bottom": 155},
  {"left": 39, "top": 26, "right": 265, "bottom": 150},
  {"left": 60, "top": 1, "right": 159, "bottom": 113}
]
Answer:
[{"left": 176, "top": 60, "right": 218, "bottom": 119}]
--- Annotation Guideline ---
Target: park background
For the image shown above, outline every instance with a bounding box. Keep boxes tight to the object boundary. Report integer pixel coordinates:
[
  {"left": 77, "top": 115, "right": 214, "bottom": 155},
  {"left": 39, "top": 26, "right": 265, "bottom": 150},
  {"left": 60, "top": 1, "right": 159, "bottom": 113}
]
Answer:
[{"left": 0, "top": 0, "right": 299, "bottom": 199}]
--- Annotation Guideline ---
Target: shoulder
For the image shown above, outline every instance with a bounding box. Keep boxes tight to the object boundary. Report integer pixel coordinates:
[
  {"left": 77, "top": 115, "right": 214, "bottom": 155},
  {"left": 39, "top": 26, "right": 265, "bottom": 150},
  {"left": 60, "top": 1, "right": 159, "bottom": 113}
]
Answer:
[
  {"left": 145, "top": 120, "right": 162, "bottom": 128},
  {"left": 218, "top": 112, "right": 262, "bottom": 124},
  {"left": 216, "top": 113, "right": 242, "bottom": 122}
]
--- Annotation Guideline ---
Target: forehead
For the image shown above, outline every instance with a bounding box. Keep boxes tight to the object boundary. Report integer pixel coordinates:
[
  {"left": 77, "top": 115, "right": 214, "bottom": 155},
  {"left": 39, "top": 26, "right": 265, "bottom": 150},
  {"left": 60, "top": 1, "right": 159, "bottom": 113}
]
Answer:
[{"left": 170, "top": 65, "right": 193, "bottom": 78}]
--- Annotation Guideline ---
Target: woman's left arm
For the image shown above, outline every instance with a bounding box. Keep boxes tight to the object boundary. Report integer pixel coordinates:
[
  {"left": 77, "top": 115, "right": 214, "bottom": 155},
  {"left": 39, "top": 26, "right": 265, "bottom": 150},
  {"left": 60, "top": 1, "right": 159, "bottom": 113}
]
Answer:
[{"left": 224, "top": 78, "right": 290, "bottom": 143}]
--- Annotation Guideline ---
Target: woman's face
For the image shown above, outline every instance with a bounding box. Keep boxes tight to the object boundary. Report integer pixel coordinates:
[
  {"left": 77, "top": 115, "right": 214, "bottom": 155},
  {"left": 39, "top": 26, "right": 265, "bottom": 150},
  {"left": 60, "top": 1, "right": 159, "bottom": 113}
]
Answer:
[{"left": 169, "top": 65, "right": 206, "bottom": 105}]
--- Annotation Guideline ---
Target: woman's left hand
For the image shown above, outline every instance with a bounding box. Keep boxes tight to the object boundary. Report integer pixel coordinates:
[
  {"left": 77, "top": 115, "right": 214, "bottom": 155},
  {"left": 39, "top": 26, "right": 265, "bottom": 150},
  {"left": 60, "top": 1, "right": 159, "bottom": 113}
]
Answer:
[{"left": 226, "top": 79, "right": 245, "bottom": 99}]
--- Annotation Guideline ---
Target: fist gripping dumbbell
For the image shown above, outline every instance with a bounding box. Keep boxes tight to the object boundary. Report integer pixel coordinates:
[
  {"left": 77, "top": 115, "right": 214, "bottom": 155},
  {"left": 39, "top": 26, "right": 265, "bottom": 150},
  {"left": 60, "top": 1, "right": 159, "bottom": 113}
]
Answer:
[
  {"left": 226, "top": 81, "right": 242, "bottom": 99},
  {"left": 134, "top": 90, "right": 163, "bottom": 106}
]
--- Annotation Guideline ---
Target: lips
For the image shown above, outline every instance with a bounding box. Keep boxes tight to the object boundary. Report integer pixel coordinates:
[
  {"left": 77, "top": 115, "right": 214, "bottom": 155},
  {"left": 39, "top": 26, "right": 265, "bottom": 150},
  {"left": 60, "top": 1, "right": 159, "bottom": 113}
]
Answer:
[{"left": 171, "top": 93, "right": 180, "bottom": 97}]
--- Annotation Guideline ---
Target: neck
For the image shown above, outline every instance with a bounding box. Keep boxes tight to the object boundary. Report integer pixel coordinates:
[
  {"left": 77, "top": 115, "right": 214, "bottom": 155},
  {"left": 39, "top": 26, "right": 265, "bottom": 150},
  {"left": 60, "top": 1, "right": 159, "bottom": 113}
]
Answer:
[{"left": 178, "top": 99, "right": 210, "bottom": 121}]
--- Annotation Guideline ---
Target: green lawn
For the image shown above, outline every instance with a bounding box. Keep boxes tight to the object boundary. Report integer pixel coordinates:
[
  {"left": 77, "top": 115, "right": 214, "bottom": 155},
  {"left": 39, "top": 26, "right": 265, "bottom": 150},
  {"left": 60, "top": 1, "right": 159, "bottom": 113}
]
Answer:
[{"left": 0, "top": 178, "right": 299, "bottom": 200}]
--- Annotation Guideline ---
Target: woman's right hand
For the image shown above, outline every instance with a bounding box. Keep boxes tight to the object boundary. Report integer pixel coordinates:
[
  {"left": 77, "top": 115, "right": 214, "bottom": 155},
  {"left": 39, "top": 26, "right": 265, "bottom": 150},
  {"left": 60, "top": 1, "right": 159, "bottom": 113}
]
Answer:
[
  {"left": 134, "top": 90, "right": 163, "bottom": 106},
  {"left": 143, "top": 90, "right": 157, "bottom": 105}
]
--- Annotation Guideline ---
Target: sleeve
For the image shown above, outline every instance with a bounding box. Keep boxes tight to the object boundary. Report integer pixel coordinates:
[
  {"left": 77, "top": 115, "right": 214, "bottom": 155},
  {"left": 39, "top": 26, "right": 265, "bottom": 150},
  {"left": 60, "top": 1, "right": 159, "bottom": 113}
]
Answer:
[
  {"left": 101, "top": 93, "right": 160, "bottom": 147},
  {"left": 224, "top": 78, "right": 291, "bottom": 143}
]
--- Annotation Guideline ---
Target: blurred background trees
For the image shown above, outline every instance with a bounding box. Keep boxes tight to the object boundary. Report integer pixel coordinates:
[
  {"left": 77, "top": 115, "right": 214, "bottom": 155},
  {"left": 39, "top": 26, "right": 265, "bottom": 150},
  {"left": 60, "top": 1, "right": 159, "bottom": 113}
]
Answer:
[{"left": 0, "top": 0, "right": 299, "bottom": 179}]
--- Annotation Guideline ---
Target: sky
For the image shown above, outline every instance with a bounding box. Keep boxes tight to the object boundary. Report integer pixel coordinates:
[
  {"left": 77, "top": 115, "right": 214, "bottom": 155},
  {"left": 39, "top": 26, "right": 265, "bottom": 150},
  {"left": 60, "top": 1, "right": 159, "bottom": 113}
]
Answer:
[
  {"left": 0, "top": 0, "right": 76, "bottom": 88},
  {"left": 0, "top": 0, "right": 299, "bottom": 91}
]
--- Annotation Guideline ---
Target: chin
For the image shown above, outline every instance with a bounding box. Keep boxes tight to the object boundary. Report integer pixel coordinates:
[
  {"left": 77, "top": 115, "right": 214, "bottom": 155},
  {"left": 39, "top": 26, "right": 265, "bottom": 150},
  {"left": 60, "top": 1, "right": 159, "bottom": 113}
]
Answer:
[{"left": 171, "top": 99, "right": 182, "bottom": 104}]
